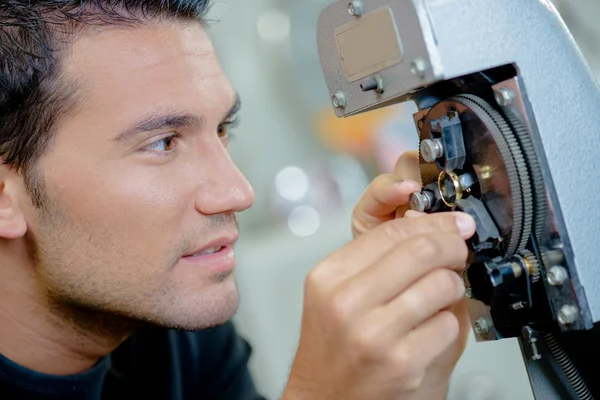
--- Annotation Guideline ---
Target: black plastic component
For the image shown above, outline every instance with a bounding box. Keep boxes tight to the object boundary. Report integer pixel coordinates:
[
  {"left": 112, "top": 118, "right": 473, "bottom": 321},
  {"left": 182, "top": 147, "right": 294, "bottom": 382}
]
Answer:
[
  {"left": 429, "top": 113, "right": 466, "bottom": 171},
  {"left": 455, "top": 197, "right": 501, "bottom": 252},
  {"left": 469, "top": 258, "right": 520, "bottom": 306}
]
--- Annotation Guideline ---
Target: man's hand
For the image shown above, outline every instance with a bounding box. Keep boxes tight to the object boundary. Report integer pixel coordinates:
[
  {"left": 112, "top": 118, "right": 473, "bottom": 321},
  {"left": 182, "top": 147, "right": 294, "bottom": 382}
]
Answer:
[
  {"left": 282, "top": 212, "right": 476, "bottom": 400},
  {"left": 352, "top": 151, "right": 422, "bottom": 237},
  {"left": 351, "top": 150, "right": 472, "bottom": 394}
]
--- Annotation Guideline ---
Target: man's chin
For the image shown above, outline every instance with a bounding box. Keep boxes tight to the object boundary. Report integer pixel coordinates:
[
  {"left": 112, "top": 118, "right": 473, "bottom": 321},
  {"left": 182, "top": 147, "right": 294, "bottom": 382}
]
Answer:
[{"left": 148, "top": 284, "right": 240, "bottom": 331}]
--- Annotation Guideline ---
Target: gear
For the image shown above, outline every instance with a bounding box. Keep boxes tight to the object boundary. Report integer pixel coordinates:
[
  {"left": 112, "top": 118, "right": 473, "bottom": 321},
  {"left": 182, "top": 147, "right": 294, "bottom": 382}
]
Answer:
[
  {"left": 520, "top": 249, "right": 541, "bottom": 283},
  {"left": 501, "top": 106, "right": 548, "bottom": 244}
]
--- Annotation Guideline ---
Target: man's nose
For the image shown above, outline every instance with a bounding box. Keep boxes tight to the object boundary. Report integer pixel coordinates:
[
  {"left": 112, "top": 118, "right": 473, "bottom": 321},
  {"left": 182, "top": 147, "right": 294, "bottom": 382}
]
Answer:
[{"left": 194, "top": 145, "right": 255, "bottom": 216}]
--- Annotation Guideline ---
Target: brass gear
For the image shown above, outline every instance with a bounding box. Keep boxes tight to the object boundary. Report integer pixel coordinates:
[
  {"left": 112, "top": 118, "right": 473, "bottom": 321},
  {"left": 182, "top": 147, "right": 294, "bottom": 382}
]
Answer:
[{"left": 520, "top": 249, "right": 541, "bottom": 283}]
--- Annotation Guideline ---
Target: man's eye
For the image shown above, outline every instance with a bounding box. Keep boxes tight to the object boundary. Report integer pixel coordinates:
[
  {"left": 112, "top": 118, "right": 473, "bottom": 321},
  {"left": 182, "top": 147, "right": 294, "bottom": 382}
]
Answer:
[
  {"left": 218, "top": 116, "right": 240, "bottom": 141},
  {"left": 145, "top": 134, "right": 178, "bottom": 152},
  {"left": 217, "top": 123, "right": 229, "bottom": 139}
]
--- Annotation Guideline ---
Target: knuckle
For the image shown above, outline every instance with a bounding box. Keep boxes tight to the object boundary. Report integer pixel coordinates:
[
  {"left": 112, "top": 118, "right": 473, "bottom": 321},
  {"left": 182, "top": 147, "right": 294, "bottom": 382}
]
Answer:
[
  {"left": 304, "top": 267, "right": 324, "bottom": 295},
  {"left": 390, "top": 348, "right": 425, "bottom": 392},
  {"left": 390, "top": 345, "right": 412, "bottom": 369},
  {"left": 432, "top": 213, "right": 460, "bottom": 232},
  {"left": 398, "top": 291, "right": 423, "bottom": 321},
  {"left": 373, "top": 173, "right": 392, "bottom": 190},
  {"left": 328, "top": 290, "right": 357, "bottom": 327},
  {"left": 410, "top": 235, "right": 442, "bottom": 261},
  {"left": 437, "top": 310, "right": 461, "bottom": 340},
  {"left": 402, "top": 372, "right": 427, "bottom": 393},
  {"left": 304, "top": 260, "right": 338, "bottom": 299},
  {"left": 362, "top": 174, "right": 393, "bottom": 203},
  {"left": 382, "top": 218, "right": 408, "bottom": 240},
  {"left": 349, "top": 325, "right": 383, "bottom": 362},
  {"left": 432, "top": 269, "right": 466, "bottom": 302}
]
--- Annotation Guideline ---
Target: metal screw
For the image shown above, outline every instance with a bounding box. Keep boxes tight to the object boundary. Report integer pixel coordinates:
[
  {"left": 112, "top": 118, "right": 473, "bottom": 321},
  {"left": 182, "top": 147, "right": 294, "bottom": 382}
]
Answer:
[
  {"left": 557, "top": 305, "right": 579, "bottom": 325},
  {"left": 494, "top": 88, "right": 515, "bottom": 107},
  {"left": 510, "top": 301, "right": 527, "bottom": 310},
  {"left": 410, "top": 58, "right": 429, "bottom": 79},
  {"left": 348, "top": 1, "right": 364, "bottom": 16},
  {"left": 522, "top": 326, "right": 542, "bottom": 360},
  {"left": 474, "top": 318, "right": 491, "bottom": 336},
  {"left": 547, "top": 266, "right": 569, "bottom": 286},
  {"left": 409, "top": 191, "right": 433, "bottom": 212},
  {"left": 332, "top": 91, "right": 346, "bottom": 109},
  {"left": 421, "top": 138, "right": 443, "bottom": 162}
]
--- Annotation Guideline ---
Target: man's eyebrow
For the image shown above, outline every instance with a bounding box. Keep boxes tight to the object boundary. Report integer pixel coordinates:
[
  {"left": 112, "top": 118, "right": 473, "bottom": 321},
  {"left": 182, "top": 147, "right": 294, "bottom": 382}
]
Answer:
[
  {"left": 115, "top": 113, "right": 204, "bottom": 142},
  {"left": 115, "top": 93, "right": 241, "bottom": 142}
]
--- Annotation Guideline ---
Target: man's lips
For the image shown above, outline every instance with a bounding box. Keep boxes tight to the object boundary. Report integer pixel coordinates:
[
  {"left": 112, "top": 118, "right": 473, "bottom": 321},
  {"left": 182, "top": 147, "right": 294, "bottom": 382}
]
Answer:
[{"left": 182, "top": 235, "right": 239, "bottom": 258}]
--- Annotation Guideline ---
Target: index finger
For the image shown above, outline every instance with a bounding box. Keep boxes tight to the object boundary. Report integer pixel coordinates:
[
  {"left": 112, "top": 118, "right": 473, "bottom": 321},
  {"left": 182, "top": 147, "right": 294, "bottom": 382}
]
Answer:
[{"left": 320, "top": 212, "right": 476, "bottom": 284}]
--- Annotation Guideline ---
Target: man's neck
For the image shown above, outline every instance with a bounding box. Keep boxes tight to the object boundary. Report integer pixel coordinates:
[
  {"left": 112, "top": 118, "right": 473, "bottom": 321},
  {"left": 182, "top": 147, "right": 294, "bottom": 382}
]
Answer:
[{"left": 0, "top": 246, "right": 133, "bottom": 376}]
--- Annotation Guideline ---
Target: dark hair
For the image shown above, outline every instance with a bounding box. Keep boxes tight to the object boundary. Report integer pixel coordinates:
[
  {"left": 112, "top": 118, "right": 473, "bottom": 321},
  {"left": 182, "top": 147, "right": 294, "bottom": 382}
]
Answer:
[{"left": 0, "top": 0, "right": 211, "bottom": 205}]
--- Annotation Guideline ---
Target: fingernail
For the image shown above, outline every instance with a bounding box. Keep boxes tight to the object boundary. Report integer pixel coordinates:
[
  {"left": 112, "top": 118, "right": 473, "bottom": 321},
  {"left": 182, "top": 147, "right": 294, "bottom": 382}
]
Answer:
[
  {"left": 404, "top": 210, "right": 426, "bottom": 218},
  {"left": 395, "top": 180, "right": 420, "bottom": 191},
  {"left": 455, "top": 213, "right": 476, "bottom": 237}
]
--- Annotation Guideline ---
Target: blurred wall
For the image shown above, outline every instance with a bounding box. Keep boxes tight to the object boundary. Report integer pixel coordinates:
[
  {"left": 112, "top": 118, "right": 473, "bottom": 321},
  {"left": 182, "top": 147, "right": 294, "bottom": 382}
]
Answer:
[{"left": 203, "top": 1, "right": 600, "bottom": 399}]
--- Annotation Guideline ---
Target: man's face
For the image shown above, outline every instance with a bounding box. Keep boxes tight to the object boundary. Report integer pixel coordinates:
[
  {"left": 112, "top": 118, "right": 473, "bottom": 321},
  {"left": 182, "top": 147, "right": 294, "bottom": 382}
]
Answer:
[{"left": 21, "top": 21, "right": 255, "bottom": 330}]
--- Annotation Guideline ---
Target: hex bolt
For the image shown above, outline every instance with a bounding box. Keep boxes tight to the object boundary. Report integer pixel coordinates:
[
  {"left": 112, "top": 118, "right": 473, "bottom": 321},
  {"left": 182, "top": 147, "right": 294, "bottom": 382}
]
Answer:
[
  {"left": 421, "top": 138, "right": 444, "bottom": 163},
  {"left": 558, "top": 305, "right": 579, "bottom": 325},
  {"left": 547, "top": 266, "right": 569, "bottom": 286},
  {"left": 410, "top": 58, "right": 429, "bottom": 79},
  {"left": 494, "top": 87, "right": 516, "bottom": 107},
  {"left": 409, "top": 191, "right": 434, "bottom": 212},
  {"left": 332, "top": 91, "right": 346, "bottom": 109},
  {"left": 474, "top": 317, "right": 491, "bottom": 336},
  {"left": 348, "top": 1, "right": 364, "bottom": 16}
]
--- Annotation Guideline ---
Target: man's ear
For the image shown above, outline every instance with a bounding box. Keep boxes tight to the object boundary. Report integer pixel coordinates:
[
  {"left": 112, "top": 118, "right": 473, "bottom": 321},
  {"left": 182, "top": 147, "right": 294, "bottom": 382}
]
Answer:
[{"left": 0, "top": 165, "right": 27, "bottom": 239}]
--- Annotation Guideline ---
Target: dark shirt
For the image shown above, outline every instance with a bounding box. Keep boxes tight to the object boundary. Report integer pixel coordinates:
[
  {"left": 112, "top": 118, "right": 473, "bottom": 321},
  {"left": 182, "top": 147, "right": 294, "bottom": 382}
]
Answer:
[{"left": 0, "top": 321, "right": 266, "bottom": 399}]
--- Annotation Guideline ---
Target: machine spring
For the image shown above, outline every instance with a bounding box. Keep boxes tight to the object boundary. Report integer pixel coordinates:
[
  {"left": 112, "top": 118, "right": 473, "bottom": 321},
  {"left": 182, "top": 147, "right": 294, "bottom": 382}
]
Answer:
[{"left": 544, "top": 333, "right": 594, "bottom": 400}]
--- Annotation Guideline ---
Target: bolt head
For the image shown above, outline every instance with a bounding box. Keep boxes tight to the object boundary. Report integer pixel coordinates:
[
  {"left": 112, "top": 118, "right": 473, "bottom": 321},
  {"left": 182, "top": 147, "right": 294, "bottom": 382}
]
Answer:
[
  {"left": 558, "top": 305, "right": 579, "bottom": 325},
  {"left": 547, "top": 266, "right": 568, "bottom": 286},
  {"left": 410, "top": 58, "right": 428, "bottom": 79},
  {"left": 494, "top": 88, "right": 515, "bottom": 107},
  {"left": 532, "top": 354, "right": 542, "bottom": 360},
  {"left": 409, "top": 192, "right": 426, "bottom": 212},
  {"left": 421, "top": 139, "right": 440, "bottom": 163},
  {"left": 348, "top": 1, "right": 363, "bottom": 16},
  {"left": 332, "top": 92, "right": 346, "bottom": 109},
  {"left": 474, "top": 318, "right": 490, "bottom": 335}
]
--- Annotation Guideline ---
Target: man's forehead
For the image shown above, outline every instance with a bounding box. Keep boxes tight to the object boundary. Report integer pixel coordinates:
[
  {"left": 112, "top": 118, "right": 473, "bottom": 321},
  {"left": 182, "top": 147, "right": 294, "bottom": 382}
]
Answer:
[
  {"left": 64, "top": 21, "right": 223, "bottom": 88},
  {"left": 59, "top": 21, "right": 235, "bottom": 120}
]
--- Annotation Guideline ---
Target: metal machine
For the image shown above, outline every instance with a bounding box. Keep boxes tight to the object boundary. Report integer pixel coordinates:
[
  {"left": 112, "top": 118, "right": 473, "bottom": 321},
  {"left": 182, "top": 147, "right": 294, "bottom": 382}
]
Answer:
[{"left": 316, "top": 0, "right": 600, "bottom": 398}]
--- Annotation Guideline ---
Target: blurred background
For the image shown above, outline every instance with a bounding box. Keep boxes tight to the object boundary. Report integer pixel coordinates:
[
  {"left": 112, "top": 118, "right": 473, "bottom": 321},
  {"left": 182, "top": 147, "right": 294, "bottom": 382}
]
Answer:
[{"left": 203, "top": 1, "right": 600, "bottom": 399}]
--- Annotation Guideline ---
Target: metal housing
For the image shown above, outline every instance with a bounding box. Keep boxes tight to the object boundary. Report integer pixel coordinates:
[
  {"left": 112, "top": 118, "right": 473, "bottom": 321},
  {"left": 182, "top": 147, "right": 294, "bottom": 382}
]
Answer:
[{"left": 316, "top": 0, "right": 600, "bottom": 326}]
